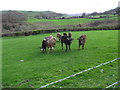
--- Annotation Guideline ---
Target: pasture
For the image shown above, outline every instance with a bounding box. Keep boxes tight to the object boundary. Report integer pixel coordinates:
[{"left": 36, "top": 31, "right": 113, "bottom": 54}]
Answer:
[
  {"left": 2, "top": 30, "right": 118, "bottom": 88},
  {"left": 27, "top": 18, "right": 103, "bottom": 25},
  {"left": 24, "top": 16, "right": 118, "bottom": 30},
  {"left": 27, "top": 16, "right": 117, "bottom": 25}
]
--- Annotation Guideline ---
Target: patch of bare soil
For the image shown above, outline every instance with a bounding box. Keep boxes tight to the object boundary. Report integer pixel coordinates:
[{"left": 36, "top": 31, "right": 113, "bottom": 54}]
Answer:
[
  {"left": 34, "top": 22, "right": 60, "bottom": 30},
  {"left": 82, "top": 20, "right": 118, "bottom": 27}
]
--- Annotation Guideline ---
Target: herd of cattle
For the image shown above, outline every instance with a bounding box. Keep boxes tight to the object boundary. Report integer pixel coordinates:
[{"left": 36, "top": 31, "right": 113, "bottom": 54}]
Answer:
[{"left": 40, "top": 32, "right": 87, "bottom": 52}]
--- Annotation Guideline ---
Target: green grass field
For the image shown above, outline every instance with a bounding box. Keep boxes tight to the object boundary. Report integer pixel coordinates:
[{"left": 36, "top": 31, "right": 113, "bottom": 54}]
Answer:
[
  {"left": 27, "top": 16, "right": 117, "bottom": 25},
  {"left": 25, "top": 16, "right": 118, "bottom": 30},
  {"left": 27, "top": 18, "right": 104, "bottom": 26},
  {"left": 2, "top": 30, "right": 118, "bottom": 88}
]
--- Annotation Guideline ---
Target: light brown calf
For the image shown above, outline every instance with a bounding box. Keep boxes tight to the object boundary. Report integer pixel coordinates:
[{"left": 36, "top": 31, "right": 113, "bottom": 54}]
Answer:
[{"left": 77, "top": 35, "right": 87, "bottom": 50}]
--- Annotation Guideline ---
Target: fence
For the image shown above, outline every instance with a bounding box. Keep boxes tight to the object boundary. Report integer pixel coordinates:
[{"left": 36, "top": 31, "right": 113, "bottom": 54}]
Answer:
[
  {"left": 102, "top": 81, "right": 120, "bottom": 90},
  {"left": 35, "top": 58, "right": 120, "bottom": 90}
]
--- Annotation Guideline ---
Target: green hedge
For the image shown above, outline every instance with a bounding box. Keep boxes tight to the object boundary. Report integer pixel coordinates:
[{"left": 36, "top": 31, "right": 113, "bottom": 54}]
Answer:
[{"left": 2, "top": 26, "right": 119, "bottom": 37}]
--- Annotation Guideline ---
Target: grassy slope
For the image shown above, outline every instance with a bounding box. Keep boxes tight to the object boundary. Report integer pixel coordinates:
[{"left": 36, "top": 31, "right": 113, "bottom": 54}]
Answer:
[
  {"left": 2, "top": 30, "right": 118, "bottom": 88},
  {"left": 21, "top": 11, "right": 41, "bottom": 18}
]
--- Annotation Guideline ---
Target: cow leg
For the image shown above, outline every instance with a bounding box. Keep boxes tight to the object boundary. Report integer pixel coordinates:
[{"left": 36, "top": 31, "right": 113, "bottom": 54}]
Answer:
[
  {"left": 82, "top": 44, "right": 84, "bottom": 49},
  {"left": 66, "top": 44, "right": 68, "bottom": 51},
  {"left": 61, "top": 43, "right": 63, "bottom": 50},
  {"left": 78, "top": 44, "right": 81, "bottom": 50},
  {"left": 47, "top": 47, "right": 51, "bottom": 54},
  {"left": 54, "top": 43, "right": 56, "bottom": 48},
  {"left": 42, "top": 48, "right": 44, "bottom": 53},
  {"left": 44, "top": 47, "right": 46, "bottom": 52},
  {"left": 69, "top": 44, "right": 70, "bottom": 50},
  {"left": 42, "top": 48, "right": 46, "bottom": 53},
  {"left": 50, "top": 47, "right": 52, "bottom": 51},
  {"left": 78, "top": 41, "right": 81, "bottom": 50}
]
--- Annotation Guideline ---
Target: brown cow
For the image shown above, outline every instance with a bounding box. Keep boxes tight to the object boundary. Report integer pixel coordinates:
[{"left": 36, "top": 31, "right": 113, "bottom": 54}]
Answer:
[
  {"left": 56, "top": 33, "right": 61, "bottom": 41},
  {"left": 77, "top": 35, "right": 87, "bottom": 50},
  {"left": 40, "top": 35, "right": 56, "bottom": 52}
]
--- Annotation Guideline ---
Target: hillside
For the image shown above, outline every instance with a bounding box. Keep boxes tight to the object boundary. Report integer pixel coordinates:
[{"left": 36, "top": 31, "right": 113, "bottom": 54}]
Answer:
[
  {"left": 88, "top": 7, "right": 119, "bottom": 17},
  {"left": 102, "top": 7, "right": 119, "bottom": 14},
  {"left": 20, "top": 11, "right": 43, "bottom": 18},
  {"left": 34, "top": 11, "right": 64, "bottom": 19},
  {"left": 21, "top": 10, "right": 65, "bottom": 18},
  {"left": 1, "top": 7, "right": 119, "bottom": 34},
  {"left": 2, "top": 10, "right": 65, "bottom": 18}
]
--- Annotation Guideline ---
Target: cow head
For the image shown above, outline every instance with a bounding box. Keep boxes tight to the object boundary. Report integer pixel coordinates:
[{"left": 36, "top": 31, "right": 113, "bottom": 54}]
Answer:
[
  {"left": 63, "top": 33, "right": 67, "bottom": 36},
  {"left": 77, "top": 37, "right": 85, "bottom": 44},
  {"left": 67, "top": 38, "right": 74, "bottom": 43}
]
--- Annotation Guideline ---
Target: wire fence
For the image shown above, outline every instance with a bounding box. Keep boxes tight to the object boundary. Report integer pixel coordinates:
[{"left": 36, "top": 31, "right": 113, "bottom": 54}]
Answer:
[
  {"left": 35, "top": 58, "right": 120, "bottom": 90},
  {"left": 102, "top": 81, "right": 120, "bottom": 90}
]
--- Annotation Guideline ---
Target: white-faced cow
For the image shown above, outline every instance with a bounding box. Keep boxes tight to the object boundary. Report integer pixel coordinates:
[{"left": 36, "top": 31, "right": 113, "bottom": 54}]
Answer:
[
  {"left": 77, "top": 35, "right": 87, "bottom": 50},
  {"left": 40, "top": 35, "right": 56, "bottom": 52},
  {"left": 56, "top": 33, "right": 61, "bottom": 41}
]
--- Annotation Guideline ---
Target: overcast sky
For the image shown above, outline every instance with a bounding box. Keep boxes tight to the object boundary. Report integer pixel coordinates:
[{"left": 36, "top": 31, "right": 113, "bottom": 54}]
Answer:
[{"left": 1, "top": 0, "right": 119, "bottom": 14}]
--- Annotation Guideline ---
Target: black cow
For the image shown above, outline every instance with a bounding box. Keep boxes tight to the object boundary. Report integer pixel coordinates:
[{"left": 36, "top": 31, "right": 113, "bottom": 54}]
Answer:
[
  {"left": 61, "top": 33, "right": 74, "bottom": 51},
  {"left": 41, "top": 39, "right": 47, "bottom": 52}
]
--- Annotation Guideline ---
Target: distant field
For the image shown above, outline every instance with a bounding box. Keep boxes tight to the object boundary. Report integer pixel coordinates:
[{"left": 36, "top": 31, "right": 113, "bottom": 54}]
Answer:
[
  {"left": 27, "top": 18, "right": 104, "bottom": 26},
  {"left": 2, "top": 30, "right": 118, "bottom": 88},
  {"left": 26, "top": 18, "right": 103, "bottom": 30},
  {"left": 27, "top": 16, "right": 117, "bottom": 25},
  {"left": 25, "top": 16, "right": 118, "bottom": 30}
]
